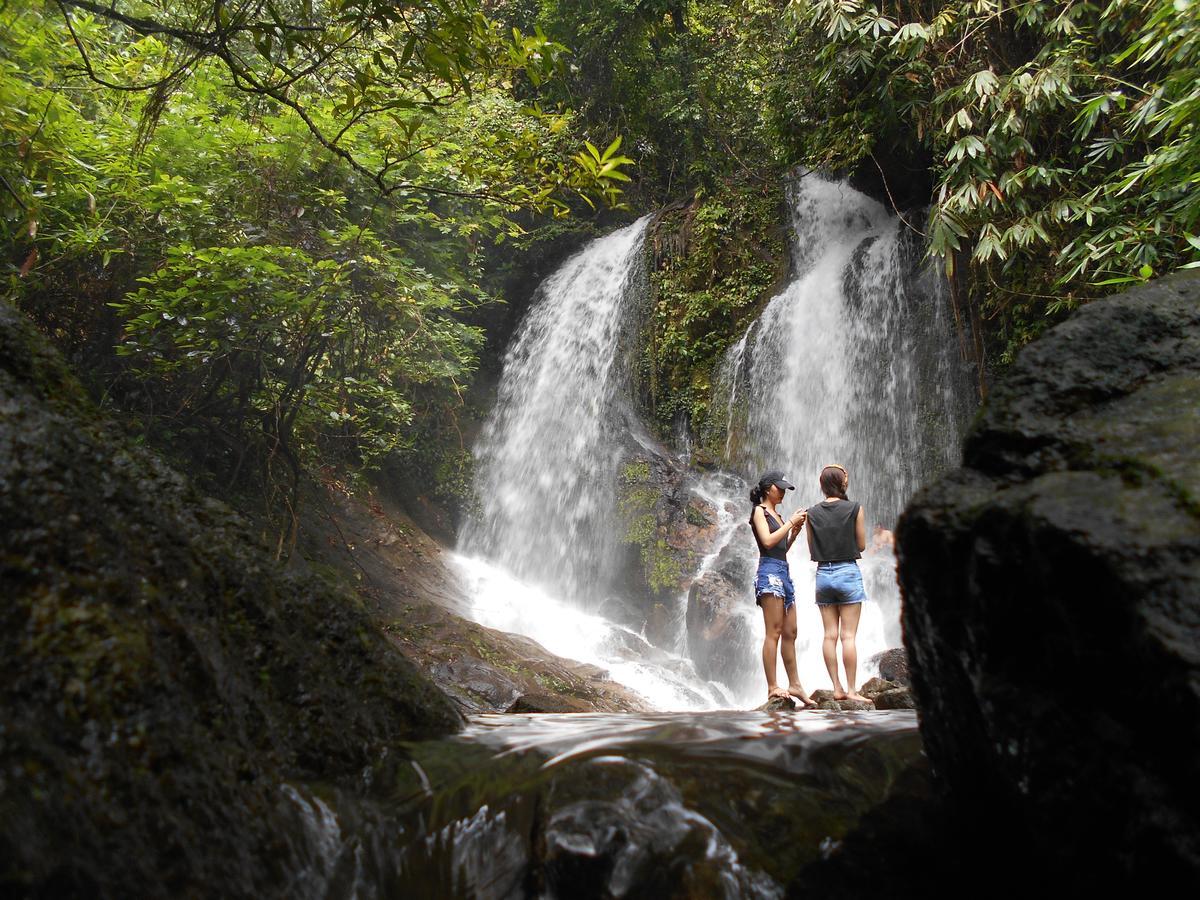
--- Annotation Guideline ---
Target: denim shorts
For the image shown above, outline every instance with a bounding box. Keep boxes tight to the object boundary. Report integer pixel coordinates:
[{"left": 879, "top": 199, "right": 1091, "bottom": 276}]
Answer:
[
  {"left": 754, "top": 558, "right": 795, "bottom": 612},
  {"left": 815, "top": 560, "right": 867, "bottom": 606}
]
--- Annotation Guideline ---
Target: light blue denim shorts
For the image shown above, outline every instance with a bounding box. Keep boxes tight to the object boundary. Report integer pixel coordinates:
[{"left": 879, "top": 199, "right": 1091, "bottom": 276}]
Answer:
[
  {"left": 754, "top": 557, "right": 795, "bottom": 612},
  {"left": 815, "top": 560, "right": 867, "bottom": 606}
]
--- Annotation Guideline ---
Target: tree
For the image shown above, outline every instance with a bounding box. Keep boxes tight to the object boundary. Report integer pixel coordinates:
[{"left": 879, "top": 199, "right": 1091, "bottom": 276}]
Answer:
[{"left": 791, "top": 0, "right": 1200, "bottom": 357}]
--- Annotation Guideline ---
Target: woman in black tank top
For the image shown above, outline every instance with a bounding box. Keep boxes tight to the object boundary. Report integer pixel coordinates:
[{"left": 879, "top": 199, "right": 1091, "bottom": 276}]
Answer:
[
  {"left": 805, "top": 464, "right": 870, "bottom": 703},
  {"left": 749, "top": 470, "right": 817, "bottom": 707}
]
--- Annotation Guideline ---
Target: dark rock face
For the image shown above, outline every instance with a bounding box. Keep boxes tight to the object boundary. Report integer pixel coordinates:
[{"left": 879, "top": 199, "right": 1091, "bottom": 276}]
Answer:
[
  {"left": 685, "top": 540, "right": 759, "bottom": 686},
  {"left": 869, "top": 648, "right": 910, "bottom": 685},
  {"left": 0, "top": 302, "right": 460, "bottom": 897},
  {"left": 615, "top": 440, "right": 721, "bottom": 641},
  {"left": 896, "top": 272, "right": 1200, "bottom": 884}
]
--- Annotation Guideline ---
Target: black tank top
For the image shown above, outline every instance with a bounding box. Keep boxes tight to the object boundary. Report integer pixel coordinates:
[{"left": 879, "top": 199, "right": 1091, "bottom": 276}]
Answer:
[
  {"left": 806, "top": 500, "right": 862, "bottom": 561},
  {"left": 751, "top": 506, "right": 789, "bottom": 561}
]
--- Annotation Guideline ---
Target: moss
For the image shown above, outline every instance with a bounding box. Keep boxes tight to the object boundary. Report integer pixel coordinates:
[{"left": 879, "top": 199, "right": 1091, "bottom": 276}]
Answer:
[
  {"left": 0, "top": 300, "right": 460, "bottom": 896},
  {"left": 622, "top": 460, "right": 652, "bottom": 483},
  {"left": 534, "top": 672, "right": 574, "bottom": 696},
  {"left": 641, "top": 176, "right": 788, "bottom": 447},
  {"left": 469, "top": 636, "right": 524, "bottom": 676},
  {"left": 644, "top": 539, "right": 684, "bottom": 594}
]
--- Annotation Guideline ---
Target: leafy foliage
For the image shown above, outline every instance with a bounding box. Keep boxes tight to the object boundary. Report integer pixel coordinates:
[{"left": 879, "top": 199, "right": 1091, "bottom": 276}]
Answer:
[
  {"left": 514, "top": 0, "right": 797, "bottom": 200},
  {"left": 791, "top": 0, "right": 1200, "bottom": 358},
  {"left": 0, "top": 1, "right": 632, "bottom": 520}
]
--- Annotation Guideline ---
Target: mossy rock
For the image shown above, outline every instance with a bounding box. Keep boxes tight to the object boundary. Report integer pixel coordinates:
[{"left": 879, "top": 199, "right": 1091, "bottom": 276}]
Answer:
[{"left": 0, "top": 301, "right": 460, "bottom": 897}]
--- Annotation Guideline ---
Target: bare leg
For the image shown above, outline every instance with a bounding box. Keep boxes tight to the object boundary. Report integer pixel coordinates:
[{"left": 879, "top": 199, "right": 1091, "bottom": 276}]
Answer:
[
  {"left": 838, "top": 602, "right": 868, "bottom": 702},
  {"left": 779, "top": 604, "right": 816, "bottom": 707},
  {"left": 819, "top": 604, "right": 845, "bottom": 699},
  {"left": 760, "top": 595, "right": 789, "bottom": 700}
]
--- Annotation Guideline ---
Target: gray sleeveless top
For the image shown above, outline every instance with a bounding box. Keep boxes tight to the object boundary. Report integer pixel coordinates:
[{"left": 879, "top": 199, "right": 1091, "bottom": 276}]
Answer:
[{"left": 806, "top": 500, "right": 862, "bottom": 561}]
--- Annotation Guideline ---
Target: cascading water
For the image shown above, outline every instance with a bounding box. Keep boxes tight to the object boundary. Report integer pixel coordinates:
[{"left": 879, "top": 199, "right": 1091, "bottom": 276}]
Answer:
[
  {"left": 463, "top": 218, "right": 650, "bottom": 605},
  {"left": 455, "top": 218, "right": 731, "bottom": 710},
  {"left": 703, "top": 173, "right": 976, "bottom": 702},
  {"left": 455, "top": 174, "right": 974, "bottom": 712}
]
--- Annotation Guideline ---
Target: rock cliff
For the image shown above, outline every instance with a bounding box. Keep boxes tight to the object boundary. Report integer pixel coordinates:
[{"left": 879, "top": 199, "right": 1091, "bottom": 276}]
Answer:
[{"left": 897, "top": 271, "right": 1200, "bottom": 885}]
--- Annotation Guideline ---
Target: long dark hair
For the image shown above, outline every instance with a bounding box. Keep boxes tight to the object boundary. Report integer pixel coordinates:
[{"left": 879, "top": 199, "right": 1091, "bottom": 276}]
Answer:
[
  {"left": 819, "top": 465, "right": 849, "bottom": 500},
  {"left": 748, "top": 477, "right": 772, "bottom": 523},
  {"left": 749, "top": 482, "right": 765, "bottom": 506}
]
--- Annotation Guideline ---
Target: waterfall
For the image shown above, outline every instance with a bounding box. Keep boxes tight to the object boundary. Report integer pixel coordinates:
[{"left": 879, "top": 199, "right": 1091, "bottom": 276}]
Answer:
[
  {"left": 717, "top": 174, "right": 971, "bottom": 523},
  {"left": 702, "top": 173, "right": 976, "bottom": 701},
  {"left": 455, "top": 218, "right": 732, "bottom": 710},
  {"left": 456, "top": 174, "right": 975, "bottom": 711},
  {"left": 462, "top": 217, "right": 651, "bottom": 607}
]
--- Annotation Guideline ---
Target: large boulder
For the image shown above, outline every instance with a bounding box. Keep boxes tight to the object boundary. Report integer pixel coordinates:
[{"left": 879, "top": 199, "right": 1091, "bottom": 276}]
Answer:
[
  {"left": 896, "top": 272, "right": 1200, "bottom": 884},
  {"left": 0, "top": 301, "right": 460, "bottom": 897}
]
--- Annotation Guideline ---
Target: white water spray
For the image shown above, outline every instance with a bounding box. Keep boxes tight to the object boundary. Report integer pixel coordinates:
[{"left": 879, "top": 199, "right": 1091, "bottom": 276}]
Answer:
[
  {"left": 458, "top": 219, "right": 732, "bottom": 710},
  {"left": 463, "top": 218, "right": 651, "bottom": 606},
  {"left": 703, "top": 174, "right": 975, "bottom": 702}
]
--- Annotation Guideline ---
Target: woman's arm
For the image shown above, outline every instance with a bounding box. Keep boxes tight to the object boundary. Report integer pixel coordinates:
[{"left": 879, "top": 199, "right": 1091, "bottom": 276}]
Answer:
[
  {"left": 855, "top": 505, "right": 867, "bottom": 552},
  {"left": 786, "top": 509, "right": 807, "bottom": 553},
  {"left": 752, "top": 506, "right": 802, "bottom": 549}
]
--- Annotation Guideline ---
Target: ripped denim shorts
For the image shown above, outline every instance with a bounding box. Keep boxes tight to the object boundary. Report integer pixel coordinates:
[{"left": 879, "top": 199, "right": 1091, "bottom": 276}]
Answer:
[{"left": 754, "top": 557, "right": 795, "bottom": 613}]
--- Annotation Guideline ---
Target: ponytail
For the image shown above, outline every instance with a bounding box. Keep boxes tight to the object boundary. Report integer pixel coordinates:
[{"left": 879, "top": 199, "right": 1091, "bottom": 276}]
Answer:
[
  {"left": 748, "top": 484, "right": 765, "bottom": 525},
  {"left": 819, "top": 465, "right": 849, "bottom": 500}
]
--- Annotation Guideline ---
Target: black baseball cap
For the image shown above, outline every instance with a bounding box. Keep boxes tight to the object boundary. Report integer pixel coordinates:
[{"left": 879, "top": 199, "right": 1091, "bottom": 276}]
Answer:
[{"left": 759, "top": 470, "right": 795, "bottom": 491}]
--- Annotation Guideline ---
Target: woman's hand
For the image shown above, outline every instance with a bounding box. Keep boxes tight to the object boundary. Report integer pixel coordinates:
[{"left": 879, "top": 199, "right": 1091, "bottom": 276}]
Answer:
[{"left": 790, "top": 509, "right": 807, "bottom": 527}]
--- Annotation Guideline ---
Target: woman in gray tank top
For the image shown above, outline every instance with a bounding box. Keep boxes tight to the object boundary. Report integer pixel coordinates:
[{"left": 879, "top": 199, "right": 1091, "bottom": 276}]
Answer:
[{"left": 805, "top": 464, "right": 870, "bottom": 703}]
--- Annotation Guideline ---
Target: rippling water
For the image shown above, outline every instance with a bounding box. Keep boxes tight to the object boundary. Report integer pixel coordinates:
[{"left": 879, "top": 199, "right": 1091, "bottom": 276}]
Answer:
[{"left": 282, "top": 710, "right": 927, "bottom": 899}]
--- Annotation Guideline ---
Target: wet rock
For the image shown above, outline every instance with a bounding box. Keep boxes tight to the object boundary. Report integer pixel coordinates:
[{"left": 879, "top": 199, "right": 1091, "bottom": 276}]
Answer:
[
  {"left": 872, "top": 688, "right": 915, "bottom": 710},
  {"left": 642, "top": 599, "right": 676, "bottom": 648},
  {"left": 860, "top": 677, "right": 902, "bottom": 700},
  {"left": 399, "top": 707, "right": 930, "bottom": 895},
  {"left": 506, "top": 692, "right": 591, "bottom": 714},
  {"left": 684, "top": 567, "right": 758, "bottom": 686},
  {"left": 814, "top": 690, "right": 876, "bottom": 711},
  {"left": 839, "top": 699, "right": 875, "bottom": 712},
  {"left": 864, "top": 681, "right": 902, "bottom": 700},
  {"left": 432, "top": 657, "right": 520, "bottom": 711},
  {"left": 816, "top": 700, "right": 873, "bottom": 715},
  {"left": 869, "top": 648, "right": 910, "bottom": 685},
  {"left": 759, "top": 695, "right": 798, "bottom": 711},
  {"left": 0, "top": 301, "right": 460, "bottom": 897},
  {"left": 897, "top": 272, "right": 1200, "bottom": 886},
  {"left": 615, "top": 444, "right": 721, "bottom": 620},
  {"left": 295, "top": 486, "right": 650, "bottom": 715}
]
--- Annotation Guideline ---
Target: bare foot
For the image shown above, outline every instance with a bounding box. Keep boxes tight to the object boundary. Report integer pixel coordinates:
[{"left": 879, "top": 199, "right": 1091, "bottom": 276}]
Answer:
[
  {"left": 832, "top": 688, "right": 848, "bottom": 701},
  {"left": 768, "top": 685, "right": 790, "bottom": 701},
  {"left": 788, "top": 685, "right": 818, "bottom": 708},
  {"left": 845, "top": 690, "right": 870, "bottom": 703}
]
